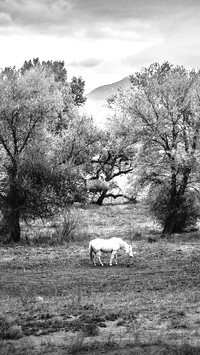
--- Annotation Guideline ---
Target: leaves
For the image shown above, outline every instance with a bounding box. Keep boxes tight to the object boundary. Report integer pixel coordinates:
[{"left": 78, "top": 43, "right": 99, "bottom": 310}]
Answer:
[{"left": 69, "top": 76, "right": 87, "bottom": 106}]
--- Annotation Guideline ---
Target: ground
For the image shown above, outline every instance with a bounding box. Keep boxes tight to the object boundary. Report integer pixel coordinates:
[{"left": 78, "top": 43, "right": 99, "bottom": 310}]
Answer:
[{"left": 0, "top": 202, "right": 200, "bottom": 354}]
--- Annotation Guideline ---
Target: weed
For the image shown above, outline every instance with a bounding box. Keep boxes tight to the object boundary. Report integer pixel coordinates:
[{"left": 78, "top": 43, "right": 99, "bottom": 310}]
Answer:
[
  {"left": 82, "top": 322, "right": 99, "bottom": 336},
  {"left": 53, "top": 209, "right": 82, "bottom": 243},
  {"left": 67, "top": 334, "right": 85, "bottom": 354},
  {"left": 126, "top": 318, "right": 142, "bottom": 345},
  {"left": 0, "top": 313, "right": 23, "bottom": 339}
]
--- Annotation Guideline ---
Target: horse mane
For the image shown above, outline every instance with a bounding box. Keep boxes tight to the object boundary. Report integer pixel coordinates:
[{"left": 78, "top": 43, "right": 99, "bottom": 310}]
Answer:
[{"left": 119, "top": 238, "right": 129, "bottom": 248}]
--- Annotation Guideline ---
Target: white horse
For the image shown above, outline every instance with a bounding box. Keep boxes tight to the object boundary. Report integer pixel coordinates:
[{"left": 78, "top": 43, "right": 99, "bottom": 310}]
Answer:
[{"left": 89, "top": 237, "right": 133, "bottom": 266}]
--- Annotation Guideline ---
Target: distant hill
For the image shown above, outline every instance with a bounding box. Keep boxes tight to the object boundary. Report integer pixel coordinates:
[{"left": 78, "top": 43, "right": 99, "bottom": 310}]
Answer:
[
  {"left": 83, "top": 77, "right": 131, "bottom": 128},
  {"left": 87, "top": 76, "right": 130, "bottom": 101}
]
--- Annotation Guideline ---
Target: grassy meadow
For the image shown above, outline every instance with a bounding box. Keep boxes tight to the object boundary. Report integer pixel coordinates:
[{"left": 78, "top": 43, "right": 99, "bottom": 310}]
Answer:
[{"left": 0, "top": 201, "right": 200, "bottom": 354}]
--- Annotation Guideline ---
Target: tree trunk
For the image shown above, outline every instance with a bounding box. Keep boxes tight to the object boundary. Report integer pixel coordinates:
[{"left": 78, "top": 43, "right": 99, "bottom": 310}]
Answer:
[
  {"left": 161, "top": 212, "right": 177, "bottom": 238},
  {"left": 9, "top": 209, "right": 20, "bottom": 242},
  {"left": 7, "top": 164, "right": 21, "bottom": 242},
  {"left": 96, "top": 190, "right": 108, "bottom": 205},
  {"left": 161, "top": 179, "right": 178, "bottom": 238}
]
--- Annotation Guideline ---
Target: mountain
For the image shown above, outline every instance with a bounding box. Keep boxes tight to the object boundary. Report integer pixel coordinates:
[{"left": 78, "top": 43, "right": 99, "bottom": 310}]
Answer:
[
  {"left": 87, "top": 76, "right": 130, "bottom": 101},
  {"left": 83, "top": 77, "right": 131, "bottom": 128}
]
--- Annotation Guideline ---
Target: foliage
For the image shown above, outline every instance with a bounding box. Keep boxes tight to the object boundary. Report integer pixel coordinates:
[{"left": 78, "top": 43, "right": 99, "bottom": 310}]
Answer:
[
  {"left": 0, "top": 66, "right": 88, "bottom": 242},
  {"left": 109, "top": 62, "right": 200, "bottom": 236},
  {"left": 69, "top": 75, "right": 87, "bottom": 106},
  {"left": 148, "top": 184, "right": 200, "bottom": 232},
  {"left": 0, "top": 314, "right": 23, "bottom": 339},
  {"left": 20, "top": 58, "right": 86, "bottom": 108},
  {"left": 55, "top": 114, "right": 101, "bottom": 171},
  {"left": 20, "top": 58, "right": 67, "bottom": 83}
]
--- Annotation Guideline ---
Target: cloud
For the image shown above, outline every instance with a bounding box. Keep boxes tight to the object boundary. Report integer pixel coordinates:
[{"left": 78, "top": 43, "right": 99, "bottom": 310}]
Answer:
[
  {"left": 0, "top": 11, "right": 12, "bottom": 26},
  {"left": 0, "top": 0, "right": 199, "bottom": 38},
  {"left": 69, "top": 58, "right": 102, "bottom": 68},
  {"left": 122, "top": 28, "right": 200, "bottom": 74},
  {"left": 0, "top": 0, "right": 200, "bottom": 94},
  {"left": 0, "top": 0, "right": 73, "bottom": 34}
]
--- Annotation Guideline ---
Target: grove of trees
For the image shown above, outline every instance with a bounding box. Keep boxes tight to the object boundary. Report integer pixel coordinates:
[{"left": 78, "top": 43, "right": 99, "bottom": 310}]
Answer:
[{"left": 1, "top": 58, "right": 200, "bottom": 242}]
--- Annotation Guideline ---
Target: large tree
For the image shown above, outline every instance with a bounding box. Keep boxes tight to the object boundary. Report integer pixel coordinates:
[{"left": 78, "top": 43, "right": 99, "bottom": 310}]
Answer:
[
  {"left": 0, "top": 67, "right": 86, "bottom": 242},
  {"left": 109, "top": 63, "right": 200, "bottom": 236}
]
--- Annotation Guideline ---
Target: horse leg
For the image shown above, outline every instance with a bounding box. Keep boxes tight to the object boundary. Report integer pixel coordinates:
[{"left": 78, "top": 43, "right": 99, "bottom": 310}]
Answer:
[
  {"left": 97, "top": 251, "right": 104, "bottom": 266},
  {"left": 92, "top": 252, "right": 96, "bottom": 266},
  {"left": 114, "top": 252, "right": 118, "bottom": 265},
  {"left": 110, "top": 251, "right": 117, "bottom": 266}
]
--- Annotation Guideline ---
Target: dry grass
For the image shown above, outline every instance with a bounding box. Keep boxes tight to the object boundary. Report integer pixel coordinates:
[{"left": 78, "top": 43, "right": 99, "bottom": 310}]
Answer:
[{"left": 0, "top": 202, "right": 200, "bottom": 354}]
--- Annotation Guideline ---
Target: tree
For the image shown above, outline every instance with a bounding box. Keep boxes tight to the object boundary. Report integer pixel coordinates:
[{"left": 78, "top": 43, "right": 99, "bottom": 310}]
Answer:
[
  {"left": 111, "top": 63, "right": 200, "bottom": 236},
  {"left": 0, "top": 67, "right": 85, "bottom": 242},
  {"left": 86, "top": 130, "right": 137, "bottom": 205},
  {"left": 69, "top": 76, "right": 87, "bottom": 106}
]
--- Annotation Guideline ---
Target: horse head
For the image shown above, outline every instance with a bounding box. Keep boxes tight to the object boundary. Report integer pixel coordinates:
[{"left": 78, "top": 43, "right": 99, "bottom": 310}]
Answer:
[
  {"left": 128, "top": 245, "right": 133, "bottom": 257},
  {"left": 122, "top": 240, "right": 133, "bottom": 257}
]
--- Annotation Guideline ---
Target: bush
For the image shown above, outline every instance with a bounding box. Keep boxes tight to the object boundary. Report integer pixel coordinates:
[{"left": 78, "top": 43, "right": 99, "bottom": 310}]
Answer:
[
  {"left": 0, "top": 314, "right": 23, "bottom": 339},
  {"left": 148, "top": 185, "right": 200, "bottom": 233},
  {"left": 54, "top": 209, "right": 81, "bottom": 243}
]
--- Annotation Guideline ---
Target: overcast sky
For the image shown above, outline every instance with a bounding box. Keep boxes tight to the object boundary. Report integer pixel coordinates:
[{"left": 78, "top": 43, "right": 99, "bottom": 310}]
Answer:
[{"left": 0, "top": 0, "right": 200, "bottom": 93}]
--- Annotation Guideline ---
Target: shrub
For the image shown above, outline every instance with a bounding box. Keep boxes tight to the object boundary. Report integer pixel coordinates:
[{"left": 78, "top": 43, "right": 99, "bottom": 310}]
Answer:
[
  {"left": 0, "top": 314, "right": 23, "bottom": 339},
  {"left": 54, "top": 209, "right": 81, "bottom": 243}
]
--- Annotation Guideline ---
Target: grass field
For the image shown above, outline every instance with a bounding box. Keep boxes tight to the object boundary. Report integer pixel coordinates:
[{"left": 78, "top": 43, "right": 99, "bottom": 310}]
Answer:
[{"left": 0, "top": 202, "right": 200, "bottom": 354}]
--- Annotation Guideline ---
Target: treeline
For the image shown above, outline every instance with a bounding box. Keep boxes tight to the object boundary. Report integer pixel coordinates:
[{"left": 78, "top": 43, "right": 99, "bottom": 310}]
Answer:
[{"left": 1, "top": 60, "right": 200, "bottom": 242}]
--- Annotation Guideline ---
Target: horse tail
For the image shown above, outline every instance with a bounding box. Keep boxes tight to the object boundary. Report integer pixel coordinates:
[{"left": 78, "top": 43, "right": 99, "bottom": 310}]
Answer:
[{"left": 89, "top": 242, "right": 94, "bottom": 260}]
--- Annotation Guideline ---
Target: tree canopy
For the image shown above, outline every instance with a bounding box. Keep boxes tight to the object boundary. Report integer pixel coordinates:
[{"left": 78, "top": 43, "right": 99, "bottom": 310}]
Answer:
[{"left": 20, "top": 58, "right": 87, "bottom": 107}]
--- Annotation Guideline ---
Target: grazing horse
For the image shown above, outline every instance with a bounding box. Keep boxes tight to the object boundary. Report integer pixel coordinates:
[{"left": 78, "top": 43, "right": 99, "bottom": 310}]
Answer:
[{"left": 89, "top": 237, "right": 133, "bottom": 266}]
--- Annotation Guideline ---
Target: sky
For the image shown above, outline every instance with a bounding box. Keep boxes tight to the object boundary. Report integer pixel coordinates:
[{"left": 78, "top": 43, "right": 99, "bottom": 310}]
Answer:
[{"left": 0, "top": 0, "right": 200, "bottom": 93}]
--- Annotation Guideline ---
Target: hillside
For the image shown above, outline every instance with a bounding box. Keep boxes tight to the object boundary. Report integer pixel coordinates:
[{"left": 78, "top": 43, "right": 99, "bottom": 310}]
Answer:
[
  {"left": 83, "top": 76, "right": 131, "bottom": 127},
  {"left": 87, "top": 76, "right": 130, "bottom": 101}
]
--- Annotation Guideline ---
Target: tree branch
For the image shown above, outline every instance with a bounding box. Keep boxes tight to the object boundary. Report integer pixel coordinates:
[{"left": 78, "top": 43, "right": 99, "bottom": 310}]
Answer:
[
  {"left": 111, "top": 167, "right": 133, "bottom": 179},
  {"left": 19, "top": 112, "right": 43, "bottom": 153},
  {"left": 104, "top": 193, "right": 137, "bottom": 202},
  {"left": 0, "top": 134, "right": 13, "bottom": 161}
]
